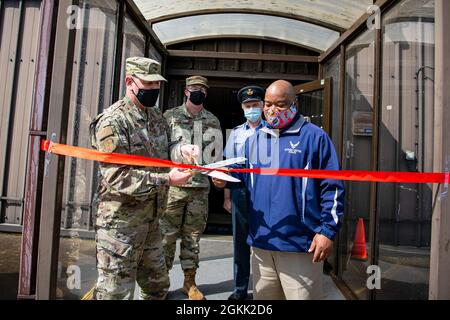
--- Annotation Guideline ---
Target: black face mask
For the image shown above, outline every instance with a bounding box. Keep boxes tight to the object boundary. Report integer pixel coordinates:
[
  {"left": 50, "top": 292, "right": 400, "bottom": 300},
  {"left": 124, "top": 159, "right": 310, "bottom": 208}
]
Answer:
[
  {"left": 188, "top": 90, "right": 206, "bottom": 106},
  {"left": 132, "top": 80, "right": 160, "bottom": 108}
]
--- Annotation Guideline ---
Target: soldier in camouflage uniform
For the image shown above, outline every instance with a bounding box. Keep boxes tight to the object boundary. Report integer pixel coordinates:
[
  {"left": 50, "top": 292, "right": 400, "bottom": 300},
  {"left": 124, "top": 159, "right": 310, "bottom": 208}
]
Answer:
[
  {"left": 90, "top": 57, "right": 197, "bottom": 300},
  {"left": 161, "top": 76, "right": 222, "bottom": 300}
]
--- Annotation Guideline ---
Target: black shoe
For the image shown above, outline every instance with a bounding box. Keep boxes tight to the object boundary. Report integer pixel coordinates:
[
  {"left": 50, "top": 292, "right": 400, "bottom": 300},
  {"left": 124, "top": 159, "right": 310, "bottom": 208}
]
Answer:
[{"left": 228, "top": 293, "right": 247, "bottom": 301}]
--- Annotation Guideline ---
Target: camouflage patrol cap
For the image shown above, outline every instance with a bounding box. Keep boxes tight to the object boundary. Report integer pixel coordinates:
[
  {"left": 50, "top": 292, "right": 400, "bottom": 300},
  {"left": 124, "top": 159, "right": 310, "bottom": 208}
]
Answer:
[
  {"left": 186, "top": 76, "right": 209, "bottom": 88},
  {"left": 126, "top": 57, "right": 167, "bottom": 82}
]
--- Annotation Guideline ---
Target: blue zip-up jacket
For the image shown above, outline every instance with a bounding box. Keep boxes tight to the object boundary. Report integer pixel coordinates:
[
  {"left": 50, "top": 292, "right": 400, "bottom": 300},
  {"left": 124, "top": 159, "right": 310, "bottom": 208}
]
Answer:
[{"left": 228, "top": 115, "right": 345, "bottom": 253}]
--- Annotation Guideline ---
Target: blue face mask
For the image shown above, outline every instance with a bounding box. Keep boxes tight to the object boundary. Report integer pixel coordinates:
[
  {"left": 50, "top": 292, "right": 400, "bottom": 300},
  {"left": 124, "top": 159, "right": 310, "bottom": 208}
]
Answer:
[{"left": 244, "top": 107, "right": 262, "bottom": 123}]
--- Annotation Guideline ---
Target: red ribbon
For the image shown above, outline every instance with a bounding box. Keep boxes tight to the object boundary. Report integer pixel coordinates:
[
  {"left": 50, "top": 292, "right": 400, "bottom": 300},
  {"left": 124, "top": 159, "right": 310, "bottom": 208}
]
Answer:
[{"left": 41, "top": 140, "right": 448, "bottom": 184}]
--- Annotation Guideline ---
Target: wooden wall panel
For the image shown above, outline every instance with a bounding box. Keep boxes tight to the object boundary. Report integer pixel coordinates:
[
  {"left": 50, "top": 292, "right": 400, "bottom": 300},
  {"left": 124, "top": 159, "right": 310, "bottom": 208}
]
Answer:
[
  {"left": 169, "top": 43, "right": 193, "bottom": 69},
  {"left": 167, "top": 38, "right": 319, "bottom": 83},
  {"left": 0, "top": 1, "right": 41, "bottom": 226},
  {"left": 217, "top": 39, "right": 239, "bottom": 71},
  {"left": 286, "top": 46, "right": 310, "bottom": 74},
  {"left": 262, "top": 42, "right": 283, "bottom": 74},
  {"left": 0, "top": 1, "right": 22, "bottom": 222},
  {"left": 193, "top": 40, "right": 216, "bottom": 71},
  {"left": 240, "top": 39, "right": 260, "bottom": 73}
]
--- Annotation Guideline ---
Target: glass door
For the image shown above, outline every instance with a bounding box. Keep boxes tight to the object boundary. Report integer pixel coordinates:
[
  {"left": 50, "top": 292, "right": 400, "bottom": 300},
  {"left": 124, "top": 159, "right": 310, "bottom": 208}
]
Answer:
[
  {"left": 294, "top": 79, "right": 337, "bottom": 274},
  {"left": 29, "top": 0, "right": 169, "bottom": 300},
  {"left": 294, "top": 78, "right": 331, "bottom": 134},
  {"left": 338, "top": 29, "right": 375, "bottom": 300}
]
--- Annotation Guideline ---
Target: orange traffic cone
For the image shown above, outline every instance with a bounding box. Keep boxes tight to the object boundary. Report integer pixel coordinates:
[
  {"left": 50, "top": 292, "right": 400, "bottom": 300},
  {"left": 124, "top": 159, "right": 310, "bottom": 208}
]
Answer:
[{"left": 351, "top": 218, "right": 368, "bottom": 261}]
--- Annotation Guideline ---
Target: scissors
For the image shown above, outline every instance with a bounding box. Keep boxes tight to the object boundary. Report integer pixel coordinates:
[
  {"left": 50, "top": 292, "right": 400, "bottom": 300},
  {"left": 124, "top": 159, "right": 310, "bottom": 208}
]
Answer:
[{"left": 188, "top": 157, "right": 246, "bottom": 183}]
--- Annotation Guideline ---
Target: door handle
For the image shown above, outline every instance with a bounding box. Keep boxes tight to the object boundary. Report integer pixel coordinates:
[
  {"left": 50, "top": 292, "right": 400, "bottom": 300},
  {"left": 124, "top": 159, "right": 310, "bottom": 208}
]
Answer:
[{"left": 345, "top": 140, "right": 354, "bottom": 159}]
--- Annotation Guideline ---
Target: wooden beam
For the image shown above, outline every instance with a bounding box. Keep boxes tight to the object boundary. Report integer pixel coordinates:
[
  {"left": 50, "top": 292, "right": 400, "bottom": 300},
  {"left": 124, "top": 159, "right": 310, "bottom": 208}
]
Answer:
[
  {"left": 167, "top": 50, "right": 318, "bottom": 63},
  {"left": 165, "top": 35, "right": 322, "bottom": 54},
  {"left": 294, "top": 79, "right": 325, "bottom": 94},
  {"left": 149, "top": 9, "right": 345, "bottom": 33},
  {"left": 319, "top": 0, "right": 396, "bottom": 63},
  {"left": 430, "top": 0, "right": 450, "bottom": 300},
  {"left": 166, "top": 68, "right": 317, "bottom": 82}
]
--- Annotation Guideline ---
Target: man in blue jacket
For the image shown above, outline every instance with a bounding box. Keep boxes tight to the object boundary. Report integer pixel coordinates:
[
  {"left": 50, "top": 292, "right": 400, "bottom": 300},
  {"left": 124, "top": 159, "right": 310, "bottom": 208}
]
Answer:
[{"left": 213, "top": 80, "right": 344, "bottom": 300}]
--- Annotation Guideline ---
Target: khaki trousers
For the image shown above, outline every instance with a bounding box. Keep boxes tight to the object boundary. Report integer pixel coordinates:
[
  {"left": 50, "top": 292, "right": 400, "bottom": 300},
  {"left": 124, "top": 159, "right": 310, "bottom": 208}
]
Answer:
[{"left": 252, "top": 247, "right": 324, "bottom": 300}]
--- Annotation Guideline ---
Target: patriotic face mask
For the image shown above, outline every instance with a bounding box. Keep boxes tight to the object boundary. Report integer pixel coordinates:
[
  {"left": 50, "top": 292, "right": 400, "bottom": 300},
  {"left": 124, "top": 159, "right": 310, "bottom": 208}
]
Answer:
[{"left": 264, "top": 103, "right": 298, "bottom": 129}]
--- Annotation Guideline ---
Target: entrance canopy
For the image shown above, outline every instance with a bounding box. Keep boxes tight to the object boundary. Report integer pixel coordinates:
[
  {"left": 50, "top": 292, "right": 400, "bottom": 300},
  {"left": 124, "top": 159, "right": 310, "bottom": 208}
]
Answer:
[{"left": 133, "top": 0, "right": 374, "bottom": 52}]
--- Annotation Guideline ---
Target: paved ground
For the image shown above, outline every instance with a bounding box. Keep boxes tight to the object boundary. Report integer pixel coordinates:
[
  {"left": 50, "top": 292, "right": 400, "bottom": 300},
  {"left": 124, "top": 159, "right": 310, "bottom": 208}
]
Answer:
[
  {"left": 1, "top": 232, "right": 345, "bottom": 300},
  {"left": 2, "top": 230, "right": 432, "bottom": 300},
  {"left": 0, "top": 232, "right": 21, "bottom": 299}
]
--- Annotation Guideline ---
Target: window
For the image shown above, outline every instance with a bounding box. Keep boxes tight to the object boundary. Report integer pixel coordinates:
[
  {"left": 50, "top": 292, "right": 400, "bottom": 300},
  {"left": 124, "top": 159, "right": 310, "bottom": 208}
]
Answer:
[
  {"left": 338, "top": 29, "right": 375, "bottom": 300},
  {"left": 57, "top": 0, "right": 119, "bottom": 299},
  {"left": 136, "top": 0, "right": 373, "bottom": 30},
  {"left": 119, "top": 13, "right": 146, "bottom": 96},
  {"left": 324, "top": 54, "right": 342, "bottom": 157},
  {"left": 153, "top": 14, "right": 339, "bottom": 52},
  {"left": 376, "top": 0, "right": 435, "bottom": 300}
]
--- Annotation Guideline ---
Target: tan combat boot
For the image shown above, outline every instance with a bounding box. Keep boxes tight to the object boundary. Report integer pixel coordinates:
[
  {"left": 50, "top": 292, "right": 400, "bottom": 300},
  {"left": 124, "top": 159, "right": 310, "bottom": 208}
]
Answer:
[{"left": 182, "top": 269, "right": 205, "bottom": 300}]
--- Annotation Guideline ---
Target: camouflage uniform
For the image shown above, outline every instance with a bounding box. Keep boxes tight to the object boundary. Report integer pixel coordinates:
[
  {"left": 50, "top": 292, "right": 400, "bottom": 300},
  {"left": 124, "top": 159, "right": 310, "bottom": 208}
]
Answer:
[
  {"left": 89, "top": 58, "right": 183, "bottom": 300},
  {"left": 161, "top": 102, "right": 222, "bottom": 272}
]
